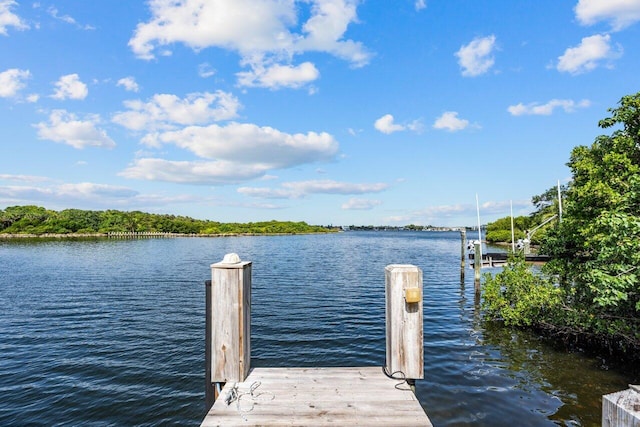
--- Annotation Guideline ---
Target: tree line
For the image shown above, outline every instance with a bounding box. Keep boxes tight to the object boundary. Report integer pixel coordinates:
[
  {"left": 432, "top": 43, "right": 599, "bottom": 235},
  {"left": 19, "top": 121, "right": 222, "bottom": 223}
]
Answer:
[
  {"left": 483, "top": 92, "right": 640, "bottom": 367},
  {"left": 0, "top": 205, "right": 334, "bottom": 235}
]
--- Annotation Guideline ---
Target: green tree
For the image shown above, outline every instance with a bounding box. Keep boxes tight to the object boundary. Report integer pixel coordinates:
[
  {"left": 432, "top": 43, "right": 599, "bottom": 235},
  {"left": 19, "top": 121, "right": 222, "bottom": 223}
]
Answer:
[
  {"left": 0, "top": 205, "right": 53, "bottom": 233},
  {"left": 543, "top": 92, "right": 640, "bottom": 314},
  {"left": 483, "top": 255, "right": 562, "bottom": 327},
  {"left": 485, "top": 215, "right": 530, "bottom": 243},
  {"left": 483, "top": 93, "right": 640, "bottom": 362}
]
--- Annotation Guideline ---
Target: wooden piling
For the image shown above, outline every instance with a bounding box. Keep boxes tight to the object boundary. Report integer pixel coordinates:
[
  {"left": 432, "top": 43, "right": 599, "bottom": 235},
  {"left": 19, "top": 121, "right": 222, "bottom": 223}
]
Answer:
[
  {"left": 210, "top": 253, "right": 252, "bottom": 385},
  {"left": 602, "top": 386, "right": 640, "bottom": 426},
  {"left": 460, "top": 229, "right": 466, "bottom": 282},
  {"left": 385, "top": 264, "right": 424, "bottom": 380},
  {"left": 474, "top": 242, "right": 481, "bottom": 294}
]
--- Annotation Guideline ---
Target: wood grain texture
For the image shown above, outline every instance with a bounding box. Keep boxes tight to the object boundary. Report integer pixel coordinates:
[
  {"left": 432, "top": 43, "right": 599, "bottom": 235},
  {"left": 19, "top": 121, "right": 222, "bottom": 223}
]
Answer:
[
  {"left": 385, "top": 264, "right": 424, "bottom": 380},
  {"left": 201, "top": 367, "right": 432, "bottom": 426},
  {"left": 210, "top": 261, "right": 252, "bottom": 383},
  {"left": 602, "top": 388, "right": 640, "bottom": 427}
]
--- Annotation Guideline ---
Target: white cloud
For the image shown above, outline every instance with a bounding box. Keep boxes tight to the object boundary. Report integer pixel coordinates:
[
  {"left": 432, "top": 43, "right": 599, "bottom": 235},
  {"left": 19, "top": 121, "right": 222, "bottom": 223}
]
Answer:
[
  {"left": 0, "top": 174, "right": 50, "bottom": 183},
  {"left": 556, "top": 34, "right": 622, "bottom": 74},
  {"left": 341, "top": 198, "right": 382, "bottom": 210},
  {"left": 432, "top": 111, "right": 469, "bottom": 132},
  {"left": 0, "top": 182, "right": 134, "bottom": 205},
  {"left": 35, "top": 110, "right": 116, "bottom": 149},
  {"left": 374, "top": 114, "right": 422, "bottom": 134},
  {"left": 120, "top": 158, "right": 269, "bottom": 184},
  {"left": 56, "top": 182, "right": 137, "bottom": 199},
  {"left": 117, "top": 76, "right": 140, "bottom": 92},
  {"left": 455, "top": 35, "right": 496, "bottom": 77},
  {"left": 0, "top": 68, "right": 30, "bottom": 97},
  {"left": 0, "top": 0, "right": 28, "bottom": 35},
  {"left": 198, "top": 63, "right": 216, "bottom": 78},
  {"left": 152, "top": 122, "right": 339, "bottom": 167},
  {"left": 383, "top": 200, "right": 532, "bottom": 226},
  {"left": 238, "top": 180, "right": 388, "bottom": 199},
  {"left": 508, "top": 98, "right": 591, "bottom": 116},
  {"left": 415, "top": 0, "right": 426, "bottom": 11},
  {"left": 128, "top": 0, "right": 370, "bottom": 87},
  {"left": 47, "top": 6, "right": 94, "bottom": 30},
  {"left": 51, "top": 74, "right": 88, "bottom": 100},
  {"left": 120, "top": 123, "right": 339, "bottom": 184},
  {"left": 294, "top": 0, "right": 370, "bottom": 67},
  {"left": 575, "top": 0, "right": 640, "bottom": 31},
  {"left": 374, "top": 114, "right": 405, "bottom": 134},
  {"left": 384, "top": 204, "right": 467, "bottom": 225},
  {"left": 0, "top": 181, "right": 205, "bottom": 209},
  {"left": 237, "top": 61, "right": 320, "bottom": 89},
  {"left": 129, "top": 0, "right": 295, "bottom": 60},
  {"left": 112, "top": 91, "right": 241, "bottom": 132}
]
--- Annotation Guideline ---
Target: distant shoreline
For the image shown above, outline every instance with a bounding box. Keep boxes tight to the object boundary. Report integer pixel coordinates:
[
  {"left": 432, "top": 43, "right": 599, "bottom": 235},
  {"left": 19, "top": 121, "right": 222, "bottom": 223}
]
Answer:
[{"left": 0, "top": 231, "right": 335, "bottom": 239}]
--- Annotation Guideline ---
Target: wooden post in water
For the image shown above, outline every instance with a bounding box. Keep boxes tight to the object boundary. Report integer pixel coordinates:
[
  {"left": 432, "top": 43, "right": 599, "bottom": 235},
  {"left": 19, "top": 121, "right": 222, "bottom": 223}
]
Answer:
[
  {"left": 602, "top": 386, "right": 640, "bottom": 426},
  {"left": 460, "top": 229, "right": 466, "bottom": 282},
  {"left": 209, "top": 253, "right": 252, "bottom": 388},
  {"left": 474, "top": 242, "right": 481, "bottom": 295},
  {"left": 385, "top": 264, "right": 424, "bottom": 383}
]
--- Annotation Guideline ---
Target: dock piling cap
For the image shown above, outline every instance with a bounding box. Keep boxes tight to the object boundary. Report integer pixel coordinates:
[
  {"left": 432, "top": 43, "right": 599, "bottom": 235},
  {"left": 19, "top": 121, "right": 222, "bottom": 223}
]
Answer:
[
  {"left": 220, "top": 253, "right": 241, "bottom": 264},
  {"left": 211, "top": 253, "right": 251, "bottom": 269}
]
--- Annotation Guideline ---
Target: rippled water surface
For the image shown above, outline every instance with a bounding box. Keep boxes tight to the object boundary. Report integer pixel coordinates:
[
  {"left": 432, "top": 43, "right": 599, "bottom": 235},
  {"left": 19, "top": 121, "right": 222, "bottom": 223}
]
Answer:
[{"left": 0, "top": 232, "right": 634, "bottom": 426}]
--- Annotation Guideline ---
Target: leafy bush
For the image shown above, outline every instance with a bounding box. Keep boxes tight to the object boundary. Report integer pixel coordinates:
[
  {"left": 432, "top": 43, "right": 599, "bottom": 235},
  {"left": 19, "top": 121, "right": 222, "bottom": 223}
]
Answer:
[{"left": 482, "top": 255, "right": 562, "bottom": 326}]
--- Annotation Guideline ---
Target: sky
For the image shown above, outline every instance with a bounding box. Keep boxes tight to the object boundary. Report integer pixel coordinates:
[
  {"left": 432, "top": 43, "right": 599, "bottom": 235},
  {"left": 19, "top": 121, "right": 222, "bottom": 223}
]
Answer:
[{"left": 1, "top": 0, "right": 639, "bottom": 227}]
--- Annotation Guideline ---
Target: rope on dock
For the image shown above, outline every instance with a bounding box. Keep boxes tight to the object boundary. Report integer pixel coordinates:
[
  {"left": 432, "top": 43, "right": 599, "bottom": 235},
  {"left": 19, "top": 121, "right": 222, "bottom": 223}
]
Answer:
[{"left": 224, "top": 381, "right": 275, "bottom": 421}]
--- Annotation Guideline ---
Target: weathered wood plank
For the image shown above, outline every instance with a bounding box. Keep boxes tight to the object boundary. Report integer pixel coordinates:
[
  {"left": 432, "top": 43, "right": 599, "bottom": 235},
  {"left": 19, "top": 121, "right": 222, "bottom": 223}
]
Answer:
[
  {"left": 385, "top": 265, "right": 424, "bottom": 380},
  {"left": 210, "top": 258, "right": 251, "bottom": 383},
  {"left": 201, "top": 367, "right": 432, "bottom": 427},
  {"left": 602, "top": 387, "right": 640, "bottom": 427}
]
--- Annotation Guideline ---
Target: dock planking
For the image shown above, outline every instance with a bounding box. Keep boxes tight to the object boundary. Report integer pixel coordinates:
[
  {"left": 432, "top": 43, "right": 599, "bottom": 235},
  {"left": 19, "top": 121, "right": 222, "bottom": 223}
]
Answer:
[{"left": 201, "top": 367, "right": 432, "bottom": 426}]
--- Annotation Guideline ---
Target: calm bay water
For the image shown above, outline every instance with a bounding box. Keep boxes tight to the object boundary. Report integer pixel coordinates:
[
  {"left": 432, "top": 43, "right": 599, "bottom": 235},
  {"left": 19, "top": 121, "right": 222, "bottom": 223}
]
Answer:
[{"left": 0, "top": 231, "right": 634, "bottom": 426}]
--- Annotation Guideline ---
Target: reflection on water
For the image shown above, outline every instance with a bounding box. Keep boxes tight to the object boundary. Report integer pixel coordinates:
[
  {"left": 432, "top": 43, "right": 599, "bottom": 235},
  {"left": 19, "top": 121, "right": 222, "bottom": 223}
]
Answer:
[{"left": 0, "top": 232, "right": 636, "bottom": 426}]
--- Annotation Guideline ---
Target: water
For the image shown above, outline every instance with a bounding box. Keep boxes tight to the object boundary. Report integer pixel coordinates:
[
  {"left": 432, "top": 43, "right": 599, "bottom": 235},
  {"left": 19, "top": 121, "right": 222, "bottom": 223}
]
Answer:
[{"left": 0, "top": 232, "right": 634, "bottom": 426}]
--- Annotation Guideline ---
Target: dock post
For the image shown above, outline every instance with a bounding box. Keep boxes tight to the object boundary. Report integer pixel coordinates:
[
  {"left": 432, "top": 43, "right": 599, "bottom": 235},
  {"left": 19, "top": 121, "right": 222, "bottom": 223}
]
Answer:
[
  {"left": 473, "top": 242, "right": 481, "bottom": 294},
  {"left": 209, "top": 253, "right": 252, "bottom": 390},
  {"left": 602, "top": 386, "right": 640, "bottom": 426},
  {"left": 460, "top": 229, "right": 466, "bottom": 282},
  {"left": 385, "top": 265, "right": 424, "bottom": 383}
]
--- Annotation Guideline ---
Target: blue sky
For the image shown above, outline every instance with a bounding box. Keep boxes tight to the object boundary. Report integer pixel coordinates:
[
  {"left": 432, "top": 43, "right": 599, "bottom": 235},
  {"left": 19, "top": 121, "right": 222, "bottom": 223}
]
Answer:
[{"left": 1, "top": 0, "right": 639, "bottom": 227}]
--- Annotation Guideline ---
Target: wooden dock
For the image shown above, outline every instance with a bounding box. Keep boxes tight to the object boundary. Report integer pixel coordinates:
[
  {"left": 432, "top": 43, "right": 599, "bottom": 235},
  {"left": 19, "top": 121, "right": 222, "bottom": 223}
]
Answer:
[
  {"left": 202, "top": 255, "right": 431, "bottom": 426},
  {"left": 469, "top": 252, "right": 551, "bottom": 266},
  {"left": 201, "top": 367, "right": 431, "bottom": 426}
]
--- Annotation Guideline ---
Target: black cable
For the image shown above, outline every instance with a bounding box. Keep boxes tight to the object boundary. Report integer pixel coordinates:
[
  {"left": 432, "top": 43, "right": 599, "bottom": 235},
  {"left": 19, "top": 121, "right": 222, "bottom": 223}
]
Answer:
[{"left": 382, "top": 362, "right": 411, "bottom": 390}]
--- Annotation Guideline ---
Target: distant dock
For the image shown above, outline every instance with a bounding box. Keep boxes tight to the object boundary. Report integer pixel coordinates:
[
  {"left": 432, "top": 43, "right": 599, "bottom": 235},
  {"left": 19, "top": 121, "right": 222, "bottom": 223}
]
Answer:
[
  {"left": 469, "top": 252, "right": 551, "bottom": 267},
  {"left": 201, "top": 255, "right": 432, "bottom": 426}
]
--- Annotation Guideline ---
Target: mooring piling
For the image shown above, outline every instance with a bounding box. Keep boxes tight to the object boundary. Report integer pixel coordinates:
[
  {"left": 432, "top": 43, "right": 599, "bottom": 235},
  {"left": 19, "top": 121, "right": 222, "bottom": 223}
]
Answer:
[
  {"left": 385, "top": 264, "right": 424, "bottom": 382},
  {"left": 460, "top": 229, "right": 466, "bottom": 283},
  {"left": 474, "top": 242, "right": 481, "bottom": 294},
  {"left": 207, "top": 254, "right": 252, "bottom": 404}
]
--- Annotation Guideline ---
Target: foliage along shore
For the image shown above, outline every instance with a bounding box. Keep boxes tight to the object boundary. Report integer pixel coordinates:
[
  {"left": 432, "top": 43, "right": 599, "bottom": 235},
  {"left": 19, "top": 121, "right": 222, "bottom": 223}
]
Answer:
[
  {"left": 0, "top": 205, "right": 336, "bottom": 236},
  {"left": 482, "top": 92, "right": 640, "bottom": 371}
]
